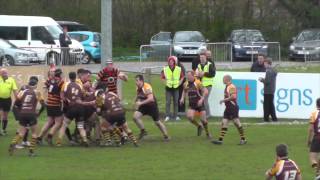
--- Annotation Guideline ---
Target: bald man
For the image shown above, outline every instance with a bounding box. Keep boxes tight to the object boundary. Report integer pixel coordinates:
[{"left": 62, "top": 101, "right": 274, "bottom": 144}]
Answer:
[
  {"left": 0, "top": 68, "right": 18, "bottom": 135},
  {"left": 212, "top": 75, "right": 246, "bottom": 145}
]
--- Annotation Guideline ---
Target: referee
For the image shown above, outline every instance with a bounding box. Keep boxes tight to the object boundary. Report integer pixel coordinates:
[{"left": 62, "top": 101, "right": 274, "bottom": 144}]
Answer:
[{"left": 0, "top": 68, "right": 18, "bottom": 135}]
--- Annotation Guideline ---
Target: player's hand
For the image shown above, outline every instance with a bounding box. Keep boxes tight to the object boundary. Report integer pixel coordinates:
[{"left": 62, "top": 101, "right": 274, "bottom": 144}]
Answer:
[
  {"left": 219, "top": 100, "right": 224, "bottom": 104},
  {"left": 76, "top": 99, "right": 83, "bottom": 105},
  {"left": 135, "top": 101, "right": 142, "bottom": 109},
  {"left": 258, "top": 77, "right": 264, "bottom": 82},
  {"left": 307, "top": 141, "right": 312, "bottom": 147},
  {"left": 197, "top": 98, "right": 204, "bottom": 107},
  {"left": 179, "top": 99, "right": 184, "bottom": 105}
]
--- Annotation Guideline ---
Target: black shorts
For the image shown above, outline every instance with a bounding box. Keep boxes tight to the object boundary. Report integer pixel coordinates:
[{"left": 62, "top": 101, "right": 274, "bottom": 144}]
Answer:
[
  {"left": 12, "top": 106, "right": 20, "bottom": 121},
  {"left": 310, "top": 136, "right": 320, "bottom": 153},
  {"left": 19, "top": 114, "right": 37, "bottom": 127},
  {"left": 47, "top": 106, "right": 63, "bottom": 117},
  {"left": 223, "top": 105, "right": 239, "bottom": 120},
  {"left": 105, "top": 113, "right": 126, "bottom": 126},
  {"left": 83, "top": 106, "right": 96, "bottom": 120},
  {"left": 189, "top": 104, "right": 205, "bottom": 112},
  {"left": 137, "top": 103, "right": 159, "bottom": 121},
  {"left": 0, "top": 98, "right": 12, "bottom": 112},
  {"left": 64, "top": 105, "right": 85, "bottom": 122}
]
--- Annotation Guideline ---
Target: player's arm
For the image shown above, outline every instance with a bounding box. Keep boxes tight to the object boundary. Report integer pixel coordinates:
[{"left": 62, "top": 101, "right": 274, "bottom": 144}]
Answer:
[
  {"left": 138, "top": 93, "right": 154, "bottom": 106},
  {"left": 118, "top": 71, "right": 128, "bottom": 81},
  {"left": 180, "top": 88, "right": 186, "bottom": 105},
  {"left": 197, "top": 85, "right": 208, "bottom": 106},
  {"left": 296, "top": 173, "right": 302, "bottom": 180},
  {"left": 220, "top": 88, "right": 236, "bottom": 104},
  {"left": 36, "top": 92, "right": 46, "bottom": 116}
]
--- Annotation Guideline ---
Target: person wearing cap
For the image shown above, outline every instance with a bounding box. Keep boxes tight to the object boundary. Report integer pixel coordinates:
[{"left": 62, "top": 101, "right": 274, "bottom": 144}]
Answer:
[
  {"left": 37, "top": 68, "right": 65, "bottom": 145},
  {"left": 195, "top": 51, "right": 216, "bottom": 118},
  {"left": 161, "top": 56, "right": 184, "bottom": 121},
  {"left": 259, "top": 58, "right": 278, "bottom": 122},
  {"left": 8, "top": 76, "right": 45, "bottom": 157},
  {"left": 97, "top": 61, "right": 128, "bottom": 96},
  {"left": 0, "top": 68, "right": 18, "bottom": 135}
]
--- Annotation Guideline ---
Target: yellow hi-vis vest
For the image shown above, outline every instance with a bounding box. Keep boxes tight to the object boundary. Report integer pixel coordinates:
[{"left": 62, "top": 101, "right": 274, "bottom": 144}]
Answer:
[
  {"left": 164, "top": 66, "right": 181, "bottom": 88},
  {"left": 197, "top": 62, "right": 213, "bottom": 87}
]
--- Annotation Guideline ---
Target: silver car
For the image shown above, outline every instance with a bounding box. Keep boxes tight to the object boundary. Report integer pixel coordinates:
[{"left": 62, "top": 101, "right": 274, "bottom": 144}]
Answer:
[
  {"left": 289, "top": 29, "right": 320, "bottom": 61},
  {"left": 0, "top": 39, "right": 38, "bottom": 66}
]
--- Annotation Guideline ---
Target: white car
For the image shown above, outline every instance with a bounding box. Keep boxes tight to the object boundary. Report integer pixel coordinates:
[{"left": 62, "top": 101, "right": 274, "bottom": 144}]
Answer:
[{"left": 0, "top": 15, "right": 84, "bottom": 64}]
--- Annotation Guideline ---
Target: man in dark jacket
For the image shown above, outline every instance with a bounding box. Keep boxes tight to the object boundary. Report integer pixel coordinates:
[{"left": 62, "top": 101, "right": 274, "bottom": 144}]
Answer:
[
  {"left": 59, "top": 26, "right": 72, "bottom": 65},
  {"left": 251, "top": 54, "right": 266, "bottom": 72},
  {"left": 259, "top": 58, "right": 278, "bottom": 122}
]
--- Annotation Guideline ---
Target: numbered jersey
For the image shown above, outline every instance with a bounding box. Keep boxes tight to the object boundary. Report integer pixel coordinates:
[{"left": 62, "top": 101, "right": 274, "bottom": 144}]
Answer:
[
  {"left": 268, "top": 159, "right": 301, "bottom": 180},
  {"left": 45, "top": 78, "right": 64, "bottom": 107},
  {"left": 63, "top": 81, "right": 83, "bottom": 105},
  {"left": 310, "top": 110, "right": 320, "bottom": 135},
  {"left": 136, "top": 82, "right": 156, "bottom": 106},
  {"left": 18, "top": 87, "right": 41, "bottom": 115},
  {"left": 103, "top": 92, "right": 124, "bottom": 116}
]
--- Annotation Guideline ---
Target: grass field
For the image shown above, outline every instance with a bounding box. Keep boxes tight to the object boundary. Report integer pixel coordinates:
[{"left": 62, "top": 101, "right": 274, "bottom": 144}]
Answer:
[{"left": 0, "top": 71, "right": 317, "bottom": 179}]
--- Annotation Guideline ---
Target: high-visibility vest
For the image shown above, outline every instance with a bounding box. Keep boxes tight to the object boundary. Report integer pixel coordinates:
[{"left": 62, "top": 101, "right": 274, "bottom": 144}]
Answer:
[
  {"left": 164, "top": 66, "right": 181, "bottom": 88},
  {"left": 197, "top": 62, "right": 213, "bottom": 87}
]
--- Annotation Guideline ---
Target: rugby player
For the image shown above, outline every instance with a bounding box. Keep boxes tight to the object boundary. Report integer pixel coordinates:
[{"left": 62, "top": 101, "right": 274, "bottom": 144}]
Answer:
[
  {"left": 133, "top": 74, "right": 169, "bottom": 141},
  {"left": 265, "top": 144, "right": 301, "bottom": 180},
  {"left": 56, "top": 72, "right": 88, "bottom": 147},
  {"left": 180, "top": 71, "right": 212, "bottom": 138},
  {"left": 37, "top": 68, "right": 64, "bottom": 145},
  {"left": 308, "top": 98, "right": 320, "bottom": 179},
  {"left": 212, "top": 75, "right": 246, "bottom": 145},
  {"left": 8, "top": 76, "right": 45, "bottom": 156}
]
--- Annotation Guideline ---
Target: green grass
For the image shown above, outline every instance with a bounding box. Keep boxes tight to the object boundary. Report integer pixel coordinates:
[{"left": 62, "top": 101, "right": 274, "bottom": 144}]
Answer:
[{"left": 0, "top": 73, "right": 316, "bottom": 179}]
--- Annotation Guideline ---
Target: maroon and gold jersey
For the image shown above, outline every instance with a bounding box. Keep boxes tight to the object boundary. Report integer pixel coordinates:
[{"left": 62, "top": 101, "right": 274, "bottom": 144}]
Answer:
[
  {"left": 183, "top": 80, "right": 203, "bottom": 107},
  {"left": 63, "top": 81, "right": 83, "bottom": 105},
  {"left": 268, "top": 159, "right": 301, "bottom": 180},
  {"left": 224, "top": 83, "right": 238, "bottom": 108},
  {"left": 103, "top": 92, "right": 124, "bottom": 116},
  {"left": 18, "top": 87, "right": 43, "bottom": 115},
  {"left": 45, "top": 77, "right": 64, "bottom": 107},
  {"left": 310, "top": 110, "right": 320, "bottom": 136},
  {"left": 98, "top": 67, "right": 119, "bottom": 94},
  {"left": 136, "top": 82, "right": 156, "bottom": 106}
]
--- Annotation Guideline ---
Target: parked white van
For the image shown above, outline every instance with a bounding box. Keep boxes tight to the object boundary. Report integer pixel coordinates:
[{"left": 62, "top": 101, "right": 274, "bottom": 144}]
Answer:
[{"left": 0, "top": 15, "right": 84, "bottom": 64}]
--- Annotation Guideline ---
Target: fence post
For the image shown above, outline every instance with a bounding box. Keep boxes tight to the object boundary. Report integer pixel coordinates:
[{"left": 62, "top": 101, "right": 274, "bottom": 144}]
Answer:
[{"left": 144, "top": 67, "right": 152, "bottom": 84}]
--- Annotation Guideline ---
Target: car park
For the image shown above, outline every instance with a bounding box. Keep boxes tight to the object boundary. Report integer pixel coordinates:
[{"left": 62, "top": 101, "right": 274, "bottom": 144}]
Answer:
[
  {"left": 0, "top": 38, "right": 38, "bottom": 65},
  {"left": 69, "top": 31, "right": 101, "bottom": 64},
  {"left": 228, "top": 29, "right": 267, "bottom": 61}
]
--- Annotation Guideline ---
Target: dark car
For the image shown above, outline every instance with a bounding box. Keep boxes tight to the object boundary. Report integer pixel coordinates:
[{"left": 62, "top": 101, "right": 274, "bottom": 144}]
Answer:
[
  {"left": 289, "top": 29, "right": 320, "bottom": 61},
  {"left": 228, "top": 29, "right": 268, "bottom": 61},
  {"left": 57, "top": 21, "right": 89, "bottom": 32}
]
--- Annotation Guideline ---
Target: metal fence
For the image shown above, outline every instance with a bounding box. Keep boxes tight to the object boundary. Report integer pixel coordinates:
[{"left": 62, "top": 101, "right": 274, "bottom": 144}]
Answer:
[
  {"left": 206, "top": 42, "right": 232, "bottom": 62},
  {"left": 140, "top": 44, "right": 172, "bottom": 62},
  {"left": 0, "top": 47, "right": 84, "bottom": 66}
]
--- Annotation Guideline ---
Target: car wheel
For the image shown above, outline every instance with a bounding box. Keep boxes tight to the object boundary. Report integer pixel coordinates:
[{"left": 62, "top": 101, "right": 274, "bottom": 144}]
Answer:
[
  {"left": 5, "top": 55, "right": 14, "bottom": 66},
  {"left": 82, "top": 52, "right": 92, "bottom": 64},
  {"left": 94, "top": 59, "right": 101, "bottom": 64}
]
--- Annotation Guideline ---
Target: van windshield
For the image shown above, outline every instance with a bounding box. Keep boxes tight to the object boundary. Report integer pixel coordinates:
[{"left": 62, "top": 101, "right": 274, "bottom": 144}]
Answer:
[{"left": 45, "top": 25, "right": 62, "bottom": 40}]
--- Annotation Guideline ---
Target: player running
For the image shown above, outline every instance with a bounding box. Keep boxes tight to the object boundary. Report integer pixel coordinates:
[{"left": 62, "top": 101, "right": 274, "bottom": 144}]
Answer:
[
  {"left": 8, "top": 76, "right": 45, "bottom": 156},
  {"left": 180, "top": 71, "right": 212, "bottom": 138},
  {"left": 56, "top": 72, "right": 88, "bottom": 147},
  {"left": 133, "top": 74, "right": 169, "bottom": 141},
  {"left": 308, "top": 98, "right": 320, "bottom": 179},
  {"left": 265, "top": 144, "right": 301, "bottom": 180},
  {"left": 212, "top": 75, "right": 247, "bottom": 145}
]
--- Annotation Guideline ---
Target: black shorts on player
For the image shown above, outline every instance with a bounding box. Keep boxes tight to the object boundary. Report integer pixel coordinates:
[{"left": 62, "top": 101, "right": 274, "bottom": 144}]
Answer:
[
  {"left": 137, "top": 104, "right": 160, "bottom": 121},
  {"left": 19, "top": 114, "right": 37, "bottom": 127},
  {"left": 189, "top": 104, "right": 205, "bottom": 112},
  {"left": 310, "top": 136, "right": 320, "bottom": 153},
  {"left": 223, "top": 105, "right": 239, "bottom": 120},
  {"left": 64, "top": 105, "right": 85, "bottom": 122},
  {"left": 47, "top": 106, "right": 63, "bottom": 117},
  {"left": 104, "top": 113, "right": 126, "bottom": 127},
  {"left": 0, "top": 98, "right": 12, "bottom": 112}
]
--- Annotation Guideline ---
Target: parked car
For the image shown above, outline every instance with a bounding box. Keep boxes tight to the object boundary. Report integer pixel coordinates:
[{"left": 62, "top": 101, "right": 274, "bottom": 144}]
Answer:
[
  {"left": 0, "top": 15, "right": 84, "bottom": 64},
  {"left": 150, "top": 31, "right": 207, "bottom": 61},
  {"left": 228, "top": 29, "right": 268, "bottom": 61},
  {"left": 0, "top": 38, "right": 38, "bottom": 66},
  {"left": 57, "top": 21, "right": 90, "bottom": 32},
  {"left": 289, "top": 29, "right": 320, "bottom": 61},
  {"left": 69, "top": 31, "right": 101, "bottom": 64}
]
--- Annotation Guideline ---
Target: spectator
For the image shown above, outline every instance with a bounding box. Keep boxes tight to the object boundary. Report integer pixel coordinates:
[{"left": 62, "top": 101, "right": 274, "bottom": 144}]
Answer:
[
  {"left": 59, "top": 26, "right": 72, "bottom": 65},
  {"left": 251, "top": 54, "right": 266, "bottom": 72},
  {"left": 175, "top": 58, "right": 186, "bottom": 114},
  {"left": 161, "top": 56, "right": 184, "bottom": 121},
  {"left": 196, "top": 51, "right": 216, "bottom": 118},
  {"left": 0, "top": 68, "right": 18, "bottom": 135},
  {"left": 259, "top": 58, "right": 278, "bottom": 122}
]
